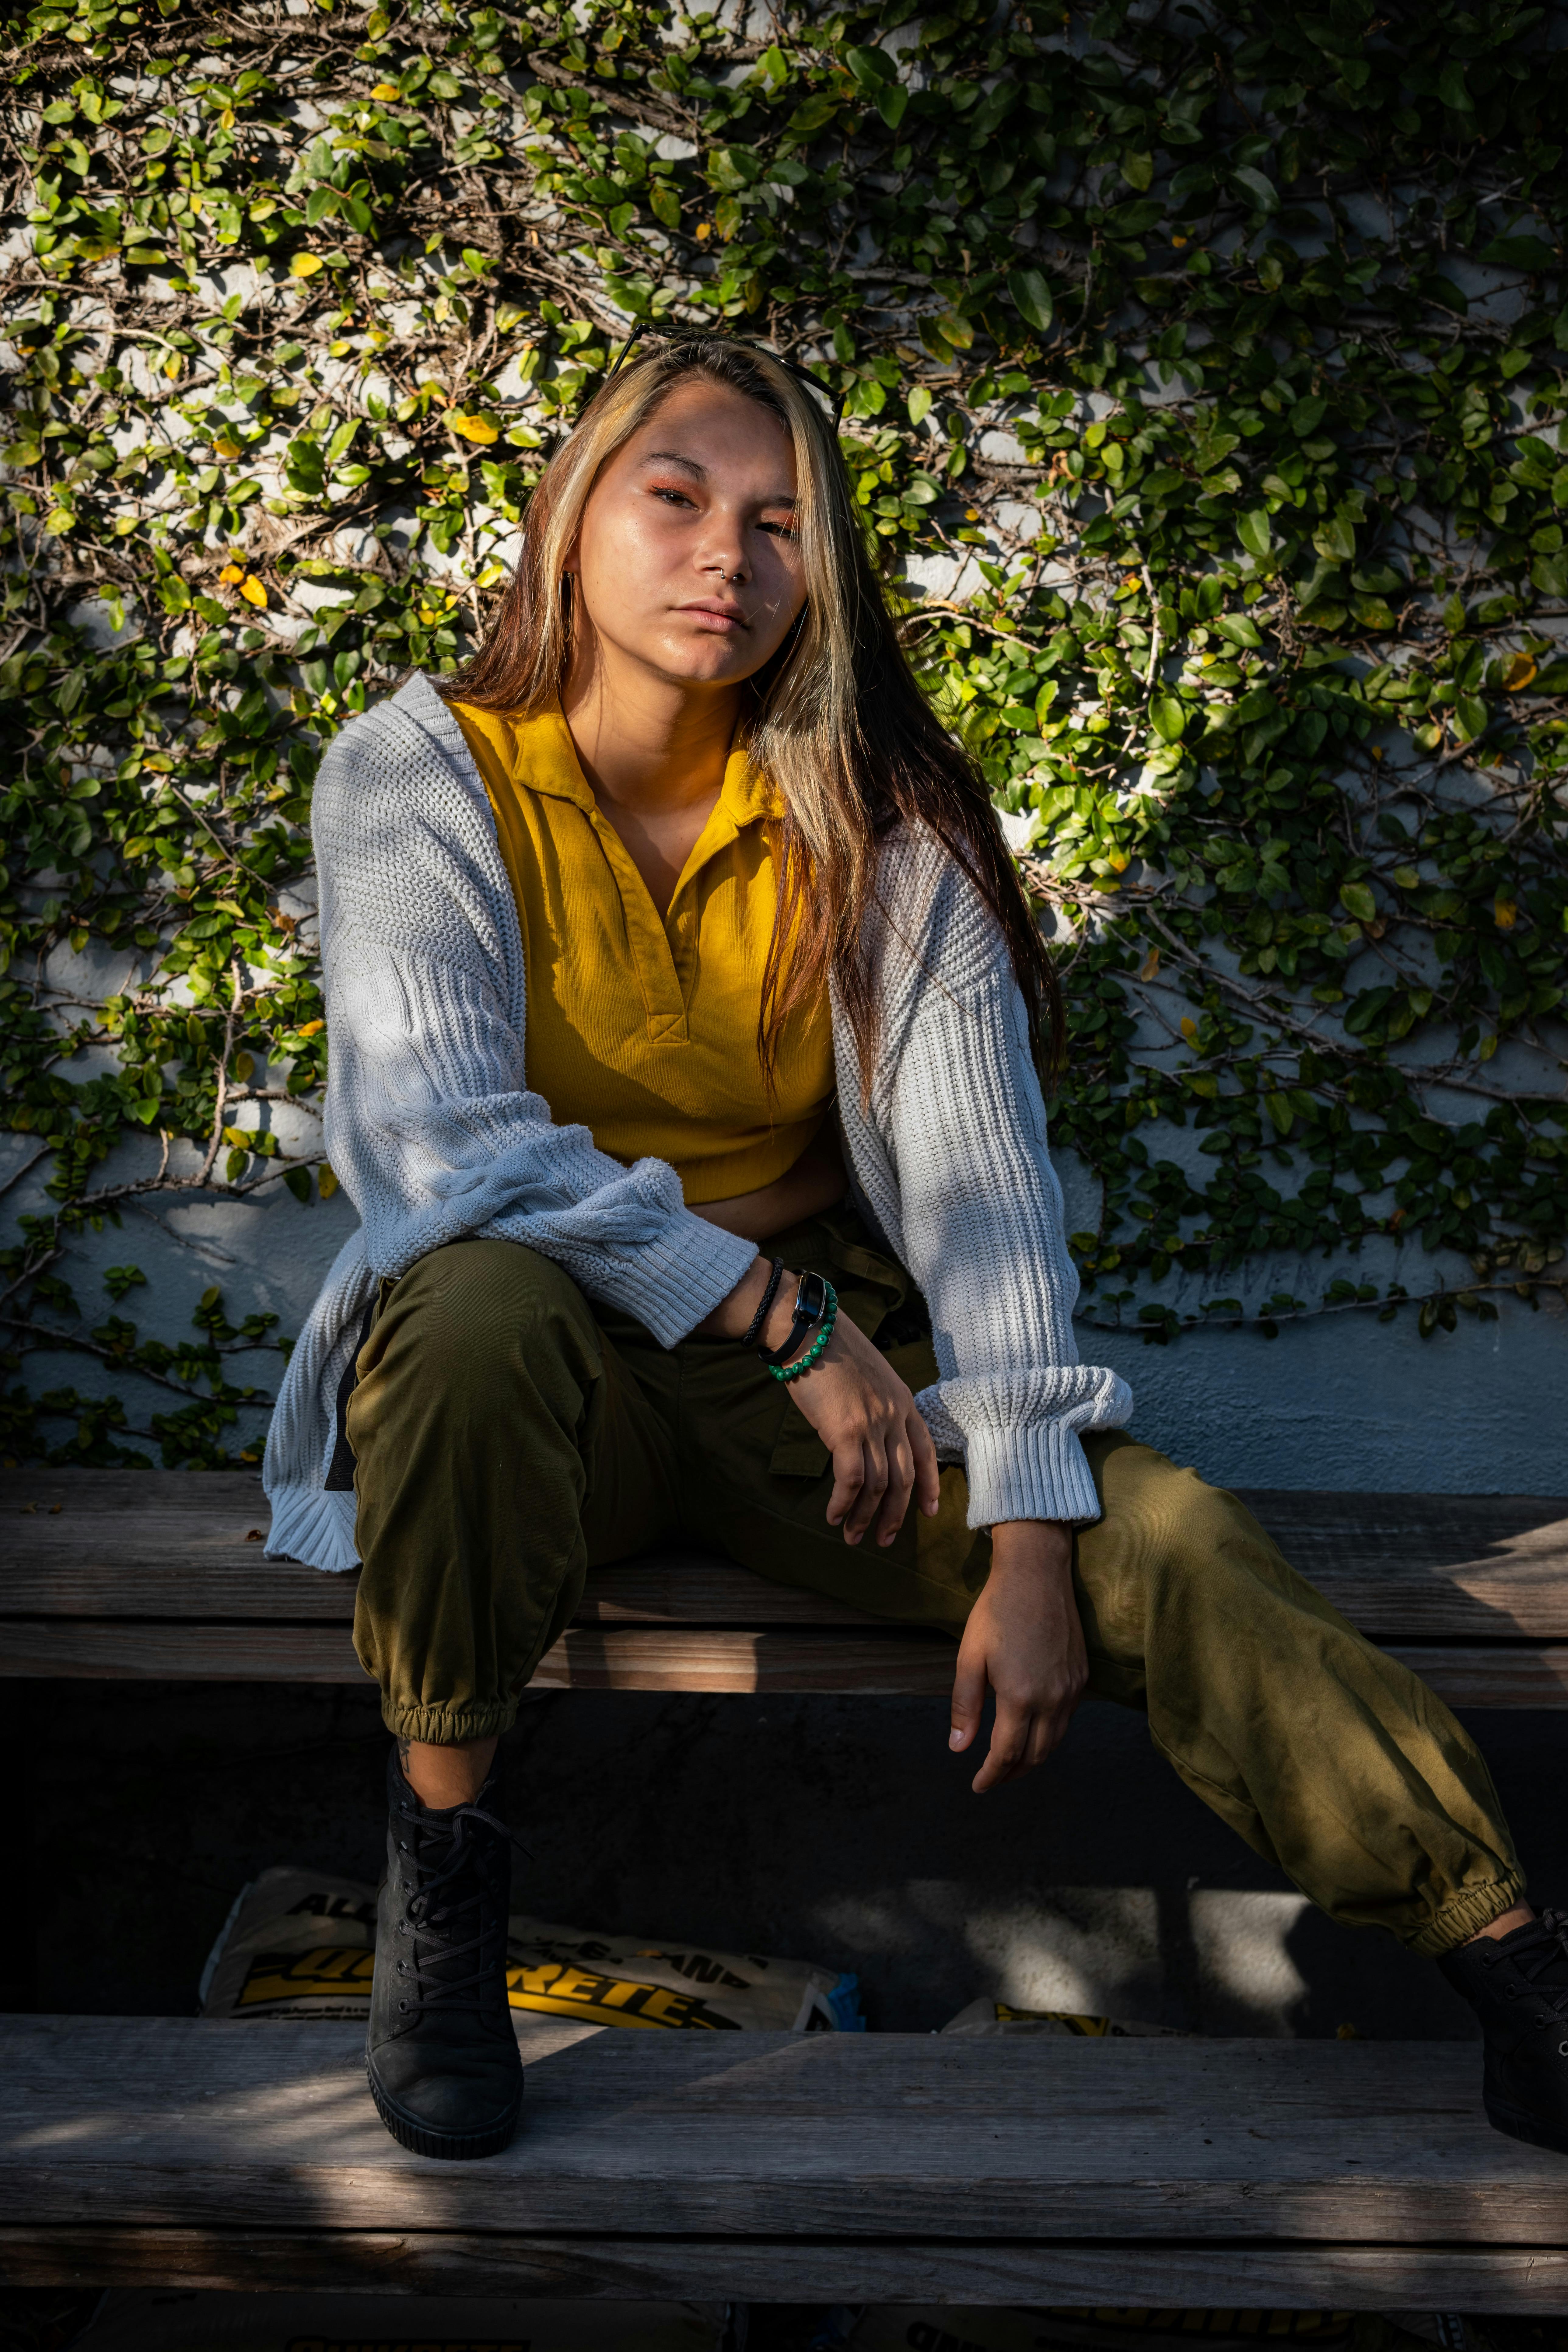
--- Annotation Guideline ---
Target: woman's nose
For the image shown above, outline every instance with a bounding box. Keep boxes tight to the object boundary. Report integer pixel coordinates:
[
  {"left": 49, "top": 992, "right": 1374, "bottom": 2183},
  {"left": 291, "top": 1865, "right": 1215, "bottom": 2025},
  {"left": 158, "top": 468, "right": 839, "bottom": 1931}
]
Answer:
[{"left": 698, "top": 520, "right": 749, "bottom": 583}]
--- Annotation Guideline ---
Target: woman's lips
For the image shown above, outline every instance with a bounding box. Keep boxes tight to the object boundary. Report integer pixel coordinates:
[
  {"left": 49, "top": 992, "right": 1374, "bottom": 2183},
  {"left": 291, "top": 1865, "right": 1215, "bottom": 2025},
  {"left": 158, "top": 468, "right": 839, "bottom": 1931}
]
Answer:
[{"left": 679, "top": 602, "right": 748, "bottom": 633}]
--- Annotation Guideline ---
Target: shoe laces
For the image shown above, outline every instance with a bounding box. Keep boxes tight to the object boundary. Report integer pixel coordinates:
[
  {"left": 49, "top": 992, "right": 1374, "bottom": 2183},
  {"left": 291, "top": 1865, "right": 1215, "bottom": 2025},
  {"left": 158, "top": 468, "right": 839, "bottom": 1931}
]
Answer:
[
  {"left": 391, "top": 1798, "right": 528, "bottom": 2023},
  {"left": 1487, "top": 1906, "right": 1568, "bottom": 2023}
]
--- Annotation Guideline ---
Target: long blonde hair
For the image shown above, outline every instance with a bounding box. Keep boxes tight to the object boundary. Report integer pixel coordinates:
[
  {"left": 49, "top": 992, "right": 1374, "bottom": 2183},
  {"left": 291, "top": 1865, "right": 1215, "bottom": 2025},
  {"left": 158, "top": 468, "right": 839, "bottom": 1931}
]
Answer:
[{"left": 443, "top": 337, "right": 1062, "bottom": 1085}]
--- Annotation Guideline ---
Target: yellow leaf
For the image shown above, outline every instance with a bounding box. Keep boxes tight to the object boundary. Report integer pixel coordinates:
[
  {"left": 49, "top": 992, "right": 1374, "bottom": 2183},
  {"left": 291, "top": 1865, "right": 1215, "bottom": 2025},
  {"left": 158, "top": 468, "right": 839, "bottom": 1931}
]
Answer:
[
  {"left": 291, "top": 252, "right": 324, "bottom": 278},
  {"left": 1105, "top": 847, "right": 1130, "bottom": 873},
  {"left": 163, "top": 354, "right": 182, "bottom": 380},
  {"left": 695, "top": 221, "right": 711, "bottom": 240},
  {"left": 219, "top": 106, "right": 235, "bottom": 128},
  {"left": 449, "top": 412, "right": 500, "bottom": 444},
  {"left": 218, "top": 562, "right": 245, "bottom": 584},
  {"left": 239, "top": 575, "right": 268, "bottom": 609},
  {"left": 318, "top": 1164, "right": 339, "bottom": 1199},
  {"left": 212, "top": 435, "right": 242, "bottom": 459},
  {"left": 1180, "top": 1016, "right": 1199, "bottom": 1043},
  {"left": 297, "top": 1018, "right": 326, "bottom": 1037},
  {"left": 370, "top": 81, "right": 401, "bottom": 99},
  {"left": 1139, "top": 947, "right": 1160, "bottom": 981},
  {"left": 1494, "top": 897, "right": 1517, "bottom": 930},
  {"left": 1503, "top": 653, "right": 1537, "bottom": 692}
]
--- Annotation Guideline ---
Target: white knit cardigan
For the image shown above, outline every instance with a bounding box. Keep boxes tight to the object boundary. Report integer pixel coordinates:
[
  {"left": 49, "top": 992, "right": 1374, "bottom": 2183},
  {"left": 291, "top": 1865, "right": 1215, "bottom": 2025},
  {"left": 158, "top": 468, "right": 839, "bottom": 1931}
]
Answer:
[{"left": 263, "top": 673, "right": 1131, "bottom": 1572}]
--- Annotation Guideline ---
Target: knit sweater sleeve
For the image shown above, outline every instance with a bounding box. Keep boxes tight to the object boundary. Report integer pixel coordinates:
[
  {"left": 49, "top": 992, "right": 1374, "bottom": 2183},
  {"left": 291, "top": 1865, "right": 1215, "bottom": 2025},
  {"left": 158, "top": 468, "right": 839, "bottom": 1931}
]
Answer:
[
  {"left": 312, "top": 677, "right": 755, "bottom": 1346},
  {"left": 841, "top": 827, "right": 1132, "bottom": 1529}
]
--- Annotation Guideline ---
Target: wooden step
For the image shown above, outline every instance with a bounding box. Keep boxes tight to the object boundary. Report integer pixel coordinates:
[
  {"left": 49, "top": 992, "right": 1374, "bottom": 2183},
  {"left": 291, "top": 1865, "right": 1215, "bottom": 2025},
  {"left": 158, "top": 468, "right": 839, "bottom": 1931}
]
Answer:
[
  {"left": 2, "top": 2016, "right": 1567, "bottom": 2308},
  {"left": 5, "top": 1469, "right": 1568, "bottom": 1702}
]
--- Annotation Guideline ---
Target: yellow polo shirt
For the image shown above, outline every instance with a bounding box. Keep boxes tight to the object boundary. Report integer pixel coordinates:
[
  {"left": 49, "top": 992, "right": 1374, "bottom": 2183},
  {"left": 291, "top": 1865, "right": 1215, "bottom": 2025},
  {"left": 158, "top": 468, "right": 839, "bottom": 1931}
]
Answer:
[{"left": 452, "top": 702, "right": 834, "bottom": 1206}]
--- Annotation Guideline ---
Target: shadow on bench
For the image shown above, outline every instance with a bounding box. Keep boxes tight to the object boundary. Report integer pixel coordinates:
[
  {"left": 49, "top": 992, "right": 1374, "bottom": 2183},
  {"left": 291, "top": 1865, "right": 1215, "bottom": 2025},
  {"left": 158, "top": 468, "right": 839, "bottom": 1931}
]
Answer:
[
  {"left": 4, "top": 1470, "right": 1568, "bottom": 1704},
  {"left": 2, "top": 2016, "right": 1568, "bottom": 2308}
]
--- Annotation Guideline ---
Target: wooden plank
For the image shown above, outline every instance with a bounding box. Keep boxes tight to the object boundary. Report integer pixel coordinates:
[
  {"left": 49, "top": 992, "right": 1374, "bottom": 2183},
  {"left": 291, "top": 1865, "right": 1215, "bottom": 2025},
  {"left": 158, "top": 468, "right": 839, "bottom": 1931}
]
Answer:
[
  {"left": 0, "top": 1621, "right": 955, "bottom": 1691},
  {"left": 6, "top": 2228, "right": 1568, "bottom": 2310},
  {"left": 5, "top": 2019, "right": 1568, "bottom": 2247},
  {"left": 1387, "top": 1645, "right": 1568, "bottom": 1709},
  {"left": 3, "top": 1614, "right": 1566, "bottom": 1704},
  {"left": 5, "top": 1470, "right": 1568, "bottom": 1638},
  {"left": 1237, "top": 1489, "right": 1568, "bottom": 1637}
]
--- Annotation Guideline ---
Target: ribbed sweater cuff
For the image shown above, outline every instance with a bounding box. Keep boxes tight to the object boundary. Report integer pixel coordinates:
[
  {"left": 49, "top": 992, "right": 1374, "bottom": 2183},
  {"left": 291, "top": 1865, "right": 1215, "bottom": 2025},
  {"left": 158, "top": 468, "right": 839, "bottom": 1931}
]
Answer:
[
  {"left": 963, "top": 1418, "right": 1104, "bottom": 1530},
  {"left": 609, "top": 1210, "right": 758, "bottom": 1349}
]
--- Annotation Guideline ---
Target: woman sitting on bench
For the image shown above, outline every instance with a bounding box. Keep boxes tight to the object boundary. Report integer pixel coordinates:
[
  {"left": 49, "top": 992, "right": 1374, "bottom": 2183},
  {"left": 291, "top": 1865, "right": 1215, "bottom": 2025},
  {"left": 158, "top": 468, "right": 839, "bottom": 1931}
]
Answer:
[{"left": 264, "top": 334, "right": 1566, "bottom": 2164}]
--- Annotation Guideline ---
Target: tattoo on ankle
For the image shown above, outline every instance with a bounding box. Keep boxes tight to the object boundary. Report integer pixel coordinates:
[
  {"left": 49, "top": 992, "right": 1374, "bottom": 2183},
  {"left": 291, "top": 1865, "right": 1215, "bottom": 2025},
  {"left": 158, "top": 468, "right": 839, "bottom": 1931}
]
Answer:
[{"left": 395, "top": 1735, "right": 412, "bottom": 1775}]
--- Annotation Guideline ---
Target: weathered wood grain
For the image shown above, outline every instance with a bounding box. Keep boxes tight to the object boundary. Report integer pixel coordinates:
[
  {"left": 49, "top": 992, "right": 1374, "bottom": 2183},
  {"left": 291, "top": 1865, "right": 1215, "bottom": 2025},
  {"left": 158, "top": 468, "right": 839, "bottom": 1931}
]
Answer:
[
  {"left": 4, "top": 2019, "right": 1567, "bottom": 2247},
  {"left": 5, "top": 1471, "right": 1568, "bottom": 1636},
  {"left": 1, "top": 1612, "right": 1563, "bottom": 1704},
  {"left": 5, "top": 2227, "right": 1568, "bottom": 2309}
]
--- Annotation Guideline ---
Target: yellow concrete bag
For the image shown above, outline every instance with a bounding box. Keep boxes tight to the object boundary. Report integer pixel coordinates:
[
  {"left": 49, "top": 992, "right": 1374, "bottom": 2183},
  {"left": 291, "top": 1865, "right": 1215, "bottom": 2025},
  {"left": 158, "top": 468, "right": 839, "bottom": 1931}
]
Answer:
[{"left": 199, "top": 1866, "right": 864, "bottom": 2033}]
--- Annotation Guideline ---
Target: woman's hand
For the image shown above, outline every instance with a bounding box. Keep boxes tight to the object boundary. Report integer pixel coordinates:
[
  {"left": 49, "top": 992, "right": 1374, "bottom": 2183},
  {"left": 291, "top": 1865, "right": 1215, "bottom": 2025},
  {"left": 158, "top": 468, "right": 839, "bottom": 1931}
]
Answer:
[
  {"left": 949, "top": 1520, "right": 1087, "bottom": 1793},
  {"left": 782, "top": 1306, "right": 941, "bottom": 1547},
  {"left": 698, "top": 1258, "right": 940, "bottom": 1547}
]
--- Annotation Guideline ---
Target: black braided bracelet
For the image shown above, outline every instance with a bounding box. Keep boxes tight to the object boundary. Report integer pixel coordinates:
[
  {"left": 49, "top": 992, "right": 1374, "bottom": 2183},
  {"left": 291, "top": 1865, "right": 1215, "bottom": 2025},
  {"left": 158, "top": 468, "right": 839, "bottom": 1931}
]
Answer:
[{"left": 739, "top": 1257, "right": 785, "bottom": 1349}]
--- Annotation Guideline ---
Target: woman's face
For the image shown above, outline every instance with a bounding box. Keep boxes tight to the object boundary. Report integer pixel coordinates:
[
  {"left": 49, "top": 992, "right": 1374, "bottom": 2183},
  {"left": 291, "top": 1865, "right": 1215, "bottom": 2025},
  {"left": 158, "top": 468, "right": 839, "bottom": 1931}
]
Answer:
[{"left": 568, "top": 376, "right": 808, "bottom": 691}]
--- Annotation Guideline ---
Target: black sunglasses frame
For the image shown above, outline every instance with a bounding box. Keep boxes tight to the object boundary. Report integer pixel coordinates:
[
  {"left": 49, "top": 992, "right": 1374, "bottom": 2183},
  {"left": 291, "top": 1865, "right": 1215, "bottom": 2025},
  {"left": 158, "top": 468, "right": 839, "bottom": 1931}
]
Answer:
[{"left": 600, "top": 321, "right": 849, "bottom": 429}]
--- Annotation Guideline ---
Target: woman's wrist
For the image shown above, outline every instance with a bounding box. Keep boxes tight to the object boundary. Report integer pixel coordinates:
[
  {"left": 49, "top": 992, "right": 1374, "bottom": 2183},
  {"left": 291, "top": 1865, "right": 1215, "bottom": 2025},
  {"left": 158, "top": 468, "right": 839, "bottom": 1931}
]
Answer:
[
  {"left": 990, "top": 1520, "right": 1073, "bottom": 1576},
  {"left": 697, "top": 1257, "right": 802, "bottom": 1348}
]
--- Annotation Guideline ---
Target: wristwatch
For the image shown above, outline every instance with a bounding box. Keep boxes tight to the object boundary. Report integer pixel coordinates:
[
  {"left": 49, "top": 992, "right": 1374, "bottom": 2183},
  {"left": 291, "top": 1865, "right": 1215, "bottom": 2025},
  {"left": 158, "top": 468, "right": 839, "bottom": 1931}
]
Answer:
[{"left": 760, "top": 1270, "right": 832, "bottom": 1367}]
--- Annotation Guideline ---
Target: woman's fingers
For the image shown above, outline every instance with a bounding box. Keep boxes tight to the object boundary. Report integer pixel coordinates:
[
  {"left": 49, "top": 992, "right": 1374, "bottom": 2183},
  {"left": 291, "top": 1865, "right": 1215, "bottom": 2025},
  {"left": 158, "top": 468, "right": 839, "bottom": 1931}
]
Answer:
[
  {"left": 949, "top": 1626, "right": 988, "bottom": 1756},
  {"left": 874, "top": 1430, "right": 915, "bottom": 1546},
  {"left": 826, "top": 1440, "right": 865, "bottom": 1532},
  {"left": 971, "top": 1695, "right": 1032, "bottom": 1794},
  {"left": 842, "top": 1435, "right": 890, "bottom": 1543},
  {"left": 910, "top": 1410, "right": 942, "bottom": 1517}
]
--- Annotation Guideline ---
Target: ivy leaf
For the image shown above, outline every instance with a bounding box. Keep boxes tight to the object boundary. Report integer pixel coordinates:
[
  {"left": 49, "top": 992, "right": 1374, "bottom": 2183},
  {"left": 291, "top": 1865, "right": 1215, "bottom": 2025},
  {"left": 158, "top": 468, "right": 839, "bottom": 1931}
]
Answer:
[
  {"left": 1006, "top": 268, "right": 1054, "bottom": 335},
  {"left": 785, "top": 95, "right": 838, "bottom": 139},
  {"left": 1232, "top": 166, "right": 1278, "bottom": 213},
  {"left": 1150, "top": 693, "right": 1187, "bottom": 743},
  {"left": 1237, "top": 509, "right": 1273, "bottom": 559},
  {"left": 1437, "top": 61, "right": 1473, "bottom": 110},
  {"left": 1480, "top": 235, "right": 1557, "bottom": 273},
  {"left": 1339, "top": 881, "right": 1377, "bottom": 924}
]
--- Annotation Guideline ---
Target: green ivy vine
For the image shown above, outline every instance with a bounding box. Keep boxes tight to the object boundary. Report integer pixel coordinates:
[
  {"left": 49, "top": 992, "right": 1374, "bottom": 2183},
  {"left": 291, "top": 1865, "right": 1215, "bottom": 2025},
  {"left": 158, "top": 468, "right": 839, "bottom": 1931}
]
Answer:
[{"left": 1, "top": 0, "right": 1564, "bottom": 1467}]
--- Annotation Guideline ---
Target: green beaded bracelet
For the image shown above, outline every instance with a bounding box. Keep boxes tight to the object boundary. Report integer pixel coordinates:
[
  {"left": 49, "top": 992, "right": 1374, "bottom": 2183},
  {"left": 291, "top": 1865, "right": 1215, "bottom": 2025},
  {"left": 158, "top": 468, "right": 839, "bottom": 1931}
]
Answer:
[{"left": 768, "top": 1296, "right": 837, "bottom": 1384}]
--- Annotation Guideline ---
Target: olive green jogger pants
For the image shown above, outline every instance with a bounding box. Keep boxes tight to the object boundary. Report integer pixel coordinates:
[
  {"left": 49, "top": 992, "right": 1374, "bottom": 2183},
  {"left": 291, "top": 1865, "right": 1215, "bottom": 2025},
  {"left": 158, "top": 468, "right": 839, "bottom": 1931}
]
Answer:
[{"left": 345, "top": 1208, "right": 1525, "bottom": 1958}]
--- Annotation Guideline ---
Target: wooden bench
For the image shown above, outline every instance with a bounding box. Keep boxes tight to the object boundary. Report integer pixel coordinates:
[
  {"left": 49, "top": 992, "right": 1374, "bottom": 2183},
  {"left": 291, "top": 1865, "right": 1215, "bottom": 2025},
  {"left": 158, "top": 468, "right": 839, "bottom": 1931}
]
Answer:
[
  {"left": 2, "top": 2015, "right": 1568, "bottom": 2308},
  {"left": 4, "top": 1469, "right": 1568, "bottom": 1703}
]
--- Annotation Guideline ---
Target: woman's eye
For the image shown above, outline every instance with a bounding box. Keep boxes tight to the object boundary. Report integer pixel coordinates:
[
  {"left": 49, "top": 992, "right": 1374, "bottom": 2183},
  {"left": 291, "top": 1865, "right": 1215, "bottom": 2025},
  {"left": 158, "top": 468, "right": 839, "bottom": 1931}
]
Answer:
[{"left": 652, "top": 487, "right": 694, "bottom": 507}]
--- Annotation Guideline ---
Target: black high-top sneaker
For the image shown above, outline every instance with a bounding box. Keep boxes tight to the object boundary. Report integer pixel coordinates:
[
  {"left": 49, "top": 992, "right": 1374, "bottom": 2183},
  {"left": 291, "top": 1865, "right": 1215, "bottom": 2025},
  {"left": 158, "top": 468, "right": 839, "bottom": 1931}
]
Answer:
[
  {"left": 366, "top": 1747, "right": 523, "bottom": 2160},
  {"left": 1439, "top": 1907, "right": 1568, "bottom": 2156}
]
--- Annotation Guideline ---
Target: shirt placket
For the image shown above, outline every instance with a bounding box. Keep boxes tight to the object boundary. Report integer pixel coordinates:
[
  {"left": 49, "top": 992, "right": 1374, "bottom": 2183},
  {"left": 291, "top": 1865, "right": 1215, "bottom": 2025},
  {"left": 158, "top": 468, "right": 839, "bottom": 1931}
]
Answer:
[{"left": 587, "top": 805, "right": 738, "bottom": 1048}]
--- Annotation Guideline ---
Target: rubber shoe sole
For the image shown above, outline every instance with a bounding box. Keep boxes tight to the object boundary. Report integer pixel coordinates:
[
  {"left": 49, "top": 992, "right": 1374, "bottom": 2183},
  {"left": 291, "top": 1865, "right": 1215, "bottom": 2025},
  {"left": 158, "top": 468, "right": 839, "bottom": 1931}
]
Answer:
[
  {"left": 1485, "top": 2091, "right": 1568, "bottom": 2158},
  {"left": 367, "top": 2062, "right": 520, "bottom": 2161}
]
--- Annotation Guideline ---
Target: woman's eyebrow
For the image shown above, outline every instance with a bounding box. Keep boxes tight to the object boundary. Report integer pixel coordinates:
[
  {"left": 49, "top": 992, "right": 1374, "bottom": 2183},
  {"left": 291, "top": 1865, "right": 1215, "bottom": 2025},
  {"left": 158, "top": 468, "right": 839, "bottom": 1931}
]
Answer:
[
  {"left": 639, "top": 450, "right": 797, "bottom": 506},
  {"left": 641, "top": 450, "right": 706, "bottom": 478}
]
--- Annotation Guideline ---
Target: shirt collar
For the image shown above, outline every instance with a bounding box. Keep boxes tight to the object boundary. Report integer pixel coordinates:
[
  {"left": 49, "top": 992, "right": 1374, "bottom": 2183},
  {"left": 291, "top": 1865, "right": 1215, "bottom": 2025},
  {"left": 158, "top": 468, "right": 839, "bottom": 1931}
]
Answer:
[{"left": 514, "top": 705, "right": 780, "bottom": 830}]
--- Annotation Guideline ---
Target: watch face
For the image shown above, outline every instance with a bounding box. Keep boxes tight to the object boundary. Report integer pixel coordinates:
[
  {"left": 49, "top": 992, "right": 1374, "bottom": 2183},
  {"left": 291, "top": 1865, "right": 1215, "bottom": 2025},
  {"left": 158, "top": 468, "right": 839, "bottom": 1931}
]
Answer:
[{"left": 800, "top": 1270, "right": 828, "bottom": 1323}]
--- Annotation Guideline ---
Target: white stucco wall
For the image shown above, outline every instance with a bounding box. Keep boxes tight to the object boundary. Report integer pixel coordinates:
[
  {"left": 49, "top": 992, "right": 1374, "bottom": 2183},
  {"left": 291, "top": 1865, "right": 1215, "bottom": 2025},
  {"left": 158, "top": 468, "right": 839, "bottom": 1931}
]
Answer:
[{"left": 7, "top": 1127, "right": 1562, "bottom": 1492}]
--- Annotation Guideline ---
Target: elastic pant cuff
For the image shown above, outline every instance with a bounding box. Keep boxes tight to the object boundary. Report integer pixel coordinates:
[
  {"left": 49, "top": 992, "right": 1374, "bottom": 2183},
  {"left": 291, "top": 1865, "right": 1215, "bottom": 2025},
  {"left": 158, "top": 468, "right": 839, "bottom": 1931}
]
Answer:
[
  {"left": 1408, "top": 1874, "right": 1529, "bottom": 1958},
  {"left": 380, "top": 1697, "right": 519, "bottom": 1745}
]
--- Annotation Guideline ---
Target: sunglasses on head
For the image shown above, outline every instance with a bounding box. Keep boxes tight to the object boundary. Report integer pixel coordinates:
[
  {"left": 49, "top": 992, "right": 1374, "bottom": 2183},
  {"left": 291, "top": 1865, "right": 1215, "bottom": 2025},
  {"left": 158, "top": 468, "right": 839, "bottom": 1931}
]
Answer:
[{"left": 601, "top": 321, "right": 849, "bottom": 428}]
